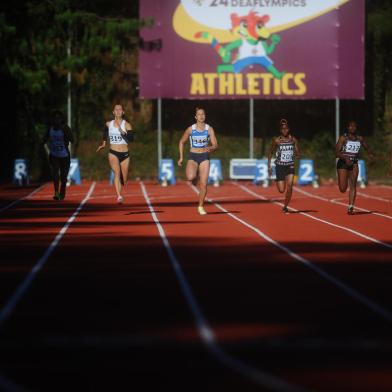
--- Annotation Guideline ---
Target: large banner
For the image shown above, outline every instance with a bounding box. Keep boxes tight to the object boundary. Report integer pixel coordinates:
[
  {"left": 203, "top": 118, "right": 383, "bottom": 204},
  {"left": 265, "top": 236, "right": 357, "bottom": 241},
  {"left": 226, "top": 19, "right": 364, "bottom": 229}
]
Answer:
[{"left": 139, "top": 0, "right": 364, "bottom": 99}]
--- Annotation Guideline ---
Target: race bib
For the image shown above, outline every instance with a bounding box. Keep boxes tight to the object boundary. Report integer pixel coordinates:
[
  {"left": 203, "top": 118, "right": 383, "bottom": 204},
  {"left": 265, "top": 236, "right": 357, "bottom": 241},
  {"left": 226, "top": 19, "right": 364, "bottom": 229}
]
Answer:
[
  {"left": 343, "top": 140, "right": 361, "bottom": 154},
  {"left": 280, "top": 150, "right": 294, "bottom": 163},
  {"left": 109, "top": 134, "right": 124, "bottom": 144}
]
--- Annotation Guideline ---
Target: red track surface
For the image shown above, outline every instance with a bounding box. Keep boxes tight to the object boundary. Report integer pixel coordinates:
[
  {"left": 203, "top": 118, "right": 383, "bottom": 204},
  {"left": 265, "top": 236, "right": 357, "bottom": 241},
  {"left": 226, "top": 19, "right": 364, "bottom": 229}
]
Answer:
[{"left": 0, "top": 181, "right": 391, "bottom": 391}]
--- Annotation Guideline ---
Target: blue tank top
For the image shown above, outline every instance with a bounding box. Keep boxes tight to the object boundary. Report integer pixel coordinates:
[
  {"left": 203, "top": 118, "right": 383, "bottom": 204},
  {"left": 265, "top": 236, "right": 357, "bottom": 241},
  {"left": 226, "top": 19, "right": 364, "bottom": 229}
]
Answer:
[
  {"left": 189, "top": 124, "right": 210, "bottom": 149},
  {"left": 48, "top": 128, "right": 69, "bottom": 158}
]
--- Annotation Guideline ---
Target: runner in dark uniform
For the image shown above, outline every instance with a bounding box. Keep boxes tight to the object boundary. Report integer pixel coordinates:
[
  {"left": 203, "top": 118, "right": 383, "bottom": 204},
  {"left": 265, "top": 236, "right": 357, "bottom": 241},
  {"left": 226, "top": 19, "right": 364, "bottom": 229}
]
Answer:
[
  {"left": 268, "top": 119, "right": 300, "bottom": 213},
  {"left": 43, "top": 110, "right": 74, "bottom": 200},
  {"left": 335, "top": 121, "right": 373, "bottom": 215}
]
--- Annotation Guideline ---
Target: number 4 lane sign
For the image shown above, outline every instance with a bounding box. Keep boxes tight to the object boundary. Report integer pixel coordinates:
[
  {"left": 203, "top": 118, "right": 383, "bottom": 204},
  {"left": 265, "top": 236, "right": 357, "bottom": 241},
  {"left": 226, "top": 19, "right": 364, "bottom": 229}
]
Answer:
[{"left": 208, "top": 159, "right": 223, "bottom": 184}]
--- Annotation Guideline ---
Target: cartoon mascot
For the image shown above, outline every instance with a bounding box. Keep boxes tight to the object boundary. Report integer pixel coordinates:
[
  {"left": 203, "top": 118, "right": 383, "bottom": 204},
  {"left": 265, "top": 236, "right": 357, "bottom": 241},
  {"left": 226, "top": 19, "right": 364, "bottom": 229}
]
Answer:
[{"left": 195, "top": 11, "right": 284, "bottom": 79}]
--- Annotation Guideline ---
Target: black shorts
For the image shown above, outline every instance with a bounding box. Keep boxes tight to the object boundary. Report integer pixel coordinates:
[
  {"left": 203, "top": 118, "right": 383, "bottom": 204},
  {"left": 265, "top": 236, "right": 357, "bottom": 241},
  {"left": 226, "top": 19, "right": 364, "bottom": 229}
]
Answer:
[
  {"left": 109, "top": 149, "right": 129, "bottom": 163},
  {"left": 275, "top": 163, "right": 295, "bottom": 181},
  {"left": 188, "top": 152, "right": 210, "bottom": 165},
  {"left": 336, "top": 158, "right": 357, "bottom": 171}
]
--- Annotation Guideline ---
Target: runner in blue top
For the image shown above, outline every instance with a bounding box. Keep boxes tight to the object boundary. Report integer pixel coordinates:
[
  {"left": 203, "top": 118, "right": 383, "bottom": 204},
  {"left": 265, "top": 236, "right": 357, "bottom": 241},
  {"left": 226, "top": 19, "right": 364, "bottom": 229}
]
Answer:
[
  {"left": 43, "top": 110, "right": 74, "bottom": 200},
  {"left": 335, "top": 120, "right": 373, "bottom": 215},
  {"left": 267, "top": 119, "right": 300, "bottom": 213},
  {"left": 178, "top": 107, "right": 218, "bottom": 215}
]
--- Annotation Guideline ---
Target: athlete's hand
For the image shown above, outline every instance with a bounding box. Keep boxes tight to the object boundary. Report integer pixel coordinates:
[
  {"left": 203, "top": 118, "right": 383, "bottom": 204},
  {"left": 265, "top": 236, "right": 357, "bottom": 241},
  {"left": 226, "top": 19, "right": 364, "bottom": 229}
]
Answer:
[
  {"left": 96, "top": 144, "right": 105, "bottom": 153},
  {"left": 178, "top": 158, "right": 183, "bottom": 167}
]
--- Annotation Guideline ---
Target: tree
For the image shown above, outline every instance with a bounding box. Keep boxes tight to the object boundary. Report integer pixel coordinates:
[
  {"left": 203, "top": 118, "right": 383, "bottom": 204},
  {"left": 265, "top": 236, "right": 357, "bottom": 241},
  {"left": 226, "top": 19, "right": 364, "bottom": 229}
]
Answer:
[
  {"left": 367, "top": 0, "right": 392, "bottom": 132},
  {"left": 0, "top": 0, "right": 150, "bottom": 178}
]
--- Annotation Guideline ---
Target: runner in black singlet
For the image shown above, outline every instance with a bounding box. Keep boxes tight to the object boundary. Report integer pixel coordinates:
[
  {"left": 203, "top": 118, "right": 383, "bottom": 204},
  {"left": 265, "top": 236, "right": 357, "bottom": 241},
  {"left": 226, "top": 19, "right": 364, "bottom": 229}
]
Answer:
[
  {"left": 335, "top": 121, "right": 374, "bottom": 215},
  {"left": 268, "top": 119, "right": 300, "bottom": 213}
]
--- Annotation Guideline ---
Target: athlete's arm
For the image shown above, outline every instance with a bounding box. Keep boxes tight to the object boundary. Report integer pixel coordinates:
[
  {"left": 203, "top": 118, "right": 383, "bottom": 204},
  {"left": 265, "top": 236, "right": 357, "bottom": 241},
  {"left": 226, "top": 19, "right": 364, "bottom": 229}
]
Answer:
[
  {"left": 63, "top": 125, "right": 74, "bottom": 144},
  {"left": 125, "top": 121, "right": 132, "bottom": 132},
  {"left": 293, "top": 136, "right": 300, "bottom": 159},
  {"left": 359, "top": 136, "right": 374, "bottom": 159},
  {"left": 178, "top": 127, "right": 191, "bottom": 166},
  {"left": 43, "top": 129, "right": 50, "bottom": 155},
  {"left": 96, "top": 122, "right": 109, "bottom": 153},
  {"left": 122, "top": 121, "right": 134, "bottom": 143},
  {"left": 207, "top": 127, "right": 218, "bottom": 153},
  {"left": 267, "top": 137, "right": 278, "bottom": 176}
]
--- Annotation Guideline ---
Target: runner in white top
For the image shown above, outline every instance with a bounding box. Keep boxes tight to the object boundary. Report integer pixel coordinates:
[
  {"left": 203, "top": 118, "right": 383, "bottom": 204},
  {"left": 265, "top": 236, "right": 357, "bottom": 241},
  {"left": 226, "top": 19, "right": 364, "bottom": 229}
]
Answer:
[{"left": 96, "top": 104, "right": 133, "bottom": 204}]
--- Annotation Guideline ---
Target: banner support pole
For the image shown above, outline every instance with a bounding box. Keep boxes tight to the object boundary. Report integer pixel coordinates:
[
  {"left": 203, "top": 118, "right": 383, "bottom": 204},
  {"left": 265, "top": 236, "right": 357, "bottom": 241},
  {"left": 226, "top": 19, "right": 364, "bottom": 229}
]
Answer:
[
  {"left": 158, "top": 98, "right": 162, "bottom": 175},
  {"left": 335, "top": 97, "right": 340, "bottom": 142},
  {"left": 249, "top": 98, "right": 254, "bottom": 159}
]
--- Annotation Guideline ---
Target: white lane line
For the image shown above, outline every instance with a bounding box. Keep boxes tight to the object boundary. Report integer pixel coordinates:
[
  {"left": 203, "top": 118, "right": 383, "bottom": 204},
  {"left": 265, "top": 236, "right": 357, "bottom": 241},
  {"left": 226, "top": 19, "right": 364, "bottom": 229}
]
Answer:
[
  {"left": 237, "top": 184, "right": 392, "bottom": 249},
  {"left": 357, "top": 192, "right": 391, "bottom": 204},
  {"left": 0, "top": 184, "right": 46, "bottom": 214},
  {"left": 0, "top": 182, "right": 96, "bottom": 328},
  {"left": 140, "top": 182, "right": 305, "bottom": 392},
  {"left": 294, "top": 186, "right": 392, "bottom": 221},
  {"left": 189, "top": 183, "right": 392, "bottom": 323}
]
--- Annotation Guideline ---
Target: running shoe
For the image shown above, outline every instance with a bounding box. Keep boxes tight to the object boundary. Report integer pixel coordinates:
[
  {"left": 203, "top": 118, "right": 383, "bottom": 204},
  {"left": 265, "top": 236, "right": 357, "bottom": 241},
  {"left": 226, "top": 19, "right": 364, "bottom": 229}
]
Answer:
[
  {"left": 347, "top": 206, "right": 354, "bottom": 215},
  {"left": 117, "top": 195, "right": 124, "bottom": 204},
  {"left": 198, "top": 206, "right": 207, "bottom": 215},
  {"left": 282, "top": 206, "right": 289, "bottom": 214},
  {"left": 53, "top": 191, "right": 60, "bottom": 200}
]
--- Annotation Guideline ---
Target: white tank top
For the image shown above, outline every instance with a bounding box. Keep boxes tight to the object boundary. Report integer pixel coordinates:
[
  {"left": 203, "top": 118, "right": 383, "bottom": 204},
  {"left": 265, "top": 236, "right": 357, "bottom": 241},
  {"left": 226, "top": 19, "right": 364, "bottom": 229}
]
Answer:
[{"left": 108, "top": 120, "right": 127, "bottom": 145}]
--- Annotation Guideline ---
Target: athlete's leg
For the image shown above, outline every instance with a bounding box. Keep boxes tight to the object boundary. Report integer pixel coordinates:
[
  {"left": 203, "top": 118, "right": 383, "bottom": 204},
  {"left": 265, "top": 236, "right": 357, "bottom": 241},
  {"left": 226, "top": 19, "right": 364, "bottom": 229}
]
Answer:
[
  {"left": 108, "top": 153, "right": 122, "bottom": 198},
  {"left": 186, "top": 160, "right": 199, "bottom": 183},
  {"left": 275, "top": 180, "right": 286, "bottom": 193},
  {"left": 49, "top": 155, "right": 60, "bottom": 196},
  {"left": 337, "top": 169, "right": 348, "bottom": 193},
  {"left": 120, "top": 157, "right": 130, "bottom": 186},
  {"left": 347, "top": 165, "right": 359, "bottom": 209},
  {"left": 59, "top": 156, "right": 70, "bottom": 200},
  {"left": 198, "top": 160, "right": 210, "bottom": 208},
  {"left": 283, "top": 174, "right": 294, "bottom": 208}
]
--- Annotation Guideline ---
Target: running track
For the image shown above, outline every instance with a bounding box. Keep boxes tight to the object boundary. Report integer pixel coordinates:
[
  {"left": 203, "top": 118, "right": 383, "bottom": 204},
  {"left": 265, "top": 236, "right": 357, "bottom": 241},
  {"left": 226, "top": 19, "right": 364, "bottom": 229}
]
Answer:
[{"left": 0, "top": 181, "right": 391, "bottom": 392}]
